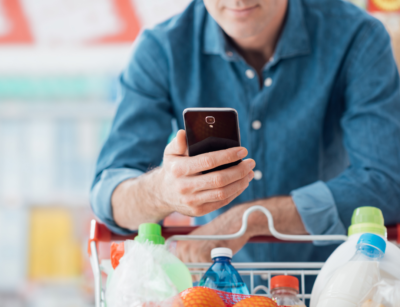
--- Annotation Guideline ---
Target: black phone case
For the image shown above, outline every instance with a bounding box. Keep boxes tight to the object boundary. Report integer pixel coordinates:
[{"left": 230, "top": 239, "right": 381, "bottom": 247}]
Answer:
[{"left": 183, "top": 109, "right": 241, "bottom": 174}]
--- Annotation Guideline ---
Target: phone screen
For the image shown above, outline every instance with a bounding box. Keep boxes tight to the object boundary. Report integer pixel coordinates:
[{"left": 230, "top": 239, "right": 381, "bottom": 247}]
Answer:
[{"left": 183, "top": 108, "right": 241, "bottom": 173}]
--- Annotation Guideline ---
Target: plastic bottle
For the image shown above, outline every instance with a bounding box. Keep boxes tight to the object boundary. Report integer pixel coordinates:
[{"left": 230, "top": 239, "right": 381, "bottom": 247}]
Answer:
[
  {"left": 134, "top": 223, "right": 193, "bottom": 292},
  {"left": 317, "top": 233, "right": 386, "bottom": 307},
  {"left": 270, "top": 275, "right": 306, "bottom": 306},
  {"left": 310, "top": 207, "right": 400, "bottom": 307},
  {"left": 199, "top": 247, "right": 250, "bottom": 294}
]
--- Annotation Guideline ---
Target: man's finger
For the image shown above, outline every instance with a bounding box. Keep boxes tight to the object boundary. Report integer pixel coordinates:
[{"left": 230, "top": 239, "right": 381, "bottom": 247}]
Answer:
[
  {"left": 195, "top": 186, "right": 249, "bottom": 217},
  {"left": 202, "top": 173, "right": 253, "bottom": 203},
  {"left": 187, "top": 172, "right": 253, "bottom": 211},
  {"left": 181, "top": 147, "right": 248, "bottom": 175},
  {"left": 191, "top": 244, "right": 212, "bottom": 263},
  {"left": 191, "top": 159, "right": 256, "bottom": 192},
  {"left": 176, "top": 241, "right": 189, "bottom": 263},
  {"left": 164, "top": 130, "right": 188, "bottom": 156}
]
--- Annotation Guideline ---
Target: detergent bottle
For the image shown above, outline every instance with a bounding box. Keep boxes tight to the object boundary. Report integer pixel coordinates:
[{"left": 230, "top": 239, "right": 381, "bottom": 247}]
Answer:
[
  {"left": 317, "top": 233, "right": 385, "bottom": 307},
  {"left": 310, "top": 207, "right": 400, "bottom": 307},
  {"left": 134, "top": 223, "right": 193, "bottom": 292}
]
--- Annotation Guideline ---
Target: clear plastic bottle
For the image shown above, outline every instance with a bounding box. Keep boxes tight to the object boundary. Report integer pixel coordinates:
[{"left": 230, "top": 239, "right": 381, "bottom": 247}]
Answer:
[
  {"left": 270, "top": 275, "right": 305, "bottom": 306},
  {"left": 199, "top": 247, "right": 249, "bottom": 294}
]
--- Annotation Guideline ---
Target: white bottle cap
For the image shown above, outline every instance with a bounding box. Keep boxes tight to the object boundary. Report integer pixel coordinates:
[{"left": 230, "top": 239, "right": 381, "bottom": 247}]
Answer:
[{"left": 211, "top": 247, "right": 233, "bottom": 259}]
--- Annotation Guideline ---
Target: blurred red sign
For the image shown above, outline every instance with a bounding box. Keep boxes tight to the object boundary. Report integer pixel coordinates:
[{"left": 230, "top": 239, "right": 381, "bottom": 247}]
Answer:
[
  {"left": 93, "top": 0, "right": 140, "bottom": 44},
  {"left": 0, "top": 0, "right": 33, "bottom": 43},
  {"left": 0, "top": 0, "right": 140, "bottom": 45}
]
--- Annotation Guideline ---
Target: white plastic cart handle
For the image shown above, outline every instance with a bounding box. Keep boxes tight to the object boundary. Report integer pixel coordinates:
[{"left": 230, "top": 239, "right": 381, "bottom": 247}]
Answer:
[{"left": 166, "top": 205, "right": 348, "bottom": 248}]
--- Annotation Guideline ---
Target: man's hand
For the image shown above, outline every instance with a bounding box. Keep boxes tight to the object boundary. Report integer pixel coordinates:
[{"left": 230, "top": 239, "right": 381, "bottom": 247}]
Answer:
[
  {"left": 175, "top": 196, "right": 308, "bottom": 263},
  {"left": 111, "top": 129, "right": 255, "bottom": 230},
  {"left": 151, "top": 129, "right": 256, "bottom": 217}
]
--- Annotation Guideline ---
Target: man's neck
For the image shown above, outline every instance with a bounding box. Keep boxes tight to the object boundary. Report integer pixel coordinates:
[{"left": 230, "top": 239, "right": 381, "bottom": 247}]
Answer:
[{"left": 230, "top": 0, "right": 288, "bottom": 76}]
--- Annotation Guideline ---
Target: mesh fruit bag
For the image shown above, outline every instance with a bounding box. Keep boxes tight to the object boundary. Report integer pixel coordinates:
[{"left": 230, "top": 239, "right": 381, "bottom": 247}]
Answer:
[{"left": 177, "top": 287, "right": 277, "bottom": 307}]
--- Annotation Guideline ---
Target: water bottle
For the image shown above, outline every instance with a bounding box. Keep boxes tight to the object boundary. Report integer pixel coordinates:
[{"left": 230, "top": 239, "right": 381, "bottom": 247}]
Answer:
[
  {"left": 317, "top": 233, "right": 386, "bottom": 307},
  {"left": 270, "top": 275, "right": 305, "bottom": 306},
  {"left": 199, "top": 247, "right": 249, "bottom": 294}
]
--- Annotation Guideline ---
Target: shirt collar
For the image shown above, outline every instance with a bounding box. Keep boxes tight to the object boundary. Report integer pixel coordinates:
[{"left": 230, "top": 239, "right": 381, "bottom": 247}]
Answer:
[
  {"left": 202, "top": 0, "right": 311, "bottom": 61},
  {"left": 203, "top": 13, "right": 234, "bottom": 60}
]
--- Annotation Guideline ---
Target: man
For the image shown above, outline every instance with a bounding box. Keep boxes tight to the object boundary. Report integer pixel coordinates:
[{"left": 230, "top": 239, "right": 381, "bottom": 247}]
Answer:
[{"left": 91, "top": 0, "right": 400, "bottom": 289}]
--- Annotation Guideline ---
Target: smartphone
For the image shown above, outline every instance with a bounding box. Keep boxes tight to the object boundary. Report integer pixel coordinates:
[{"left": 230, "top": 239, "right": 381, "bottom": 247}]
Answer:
[{"left": 183, "top": 108, "right": 241, "bottom": 173}]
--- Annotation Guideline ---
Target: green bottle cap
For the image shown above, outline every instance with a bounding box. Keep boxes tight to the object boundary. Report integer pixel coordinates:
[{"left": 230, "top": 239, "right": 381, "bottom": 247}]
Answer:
[
  {"left": 348, "top": 206, "right": 387, "bottom": 238},
  {"left": 134, "top": 223, "right": 165, "bottom": 245}
]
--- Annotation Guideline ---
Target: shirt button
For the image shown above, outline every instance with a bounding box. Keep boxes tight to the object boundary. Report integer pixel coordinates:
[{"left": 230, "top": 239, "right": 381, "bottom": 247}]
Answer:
[
  {"left": 252, "top": 120, "right": 262, "bottom": 130},
  {"left": 264, "top": 77, "right": 272, "bottom": 87},
  {"left": 226, "top": 51, "right": 233, "bottom": 57},
  {"left": 246, "top": 69, "right": 255, "bottom": 79},
  {"left": 254, "top": 170, "right": 263, "bottom": 180}
]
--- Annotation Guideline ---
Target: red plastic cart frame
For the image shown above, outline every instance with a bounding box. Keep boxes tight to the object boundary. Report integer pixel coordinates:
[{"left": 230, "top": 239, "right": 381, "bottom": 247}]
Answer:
[{"left": 88, "top": 219, "right": 400, "bottom": 256}]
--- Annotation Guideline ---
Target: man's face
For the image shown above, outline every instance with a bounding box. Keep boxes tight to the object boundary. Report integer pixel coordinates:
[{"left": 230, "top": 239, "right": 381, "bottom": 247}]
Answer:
[{"left": 203, "top": 0, "right": 281, "bottom": 39}]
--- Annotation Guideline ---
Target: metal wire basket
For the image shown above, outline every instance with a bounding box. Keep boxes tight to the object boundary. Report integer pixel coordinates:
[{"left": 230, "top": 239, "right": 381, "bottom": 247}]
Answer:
[{"left": 88, "top": 206, "right": 400, "bottom": 307}]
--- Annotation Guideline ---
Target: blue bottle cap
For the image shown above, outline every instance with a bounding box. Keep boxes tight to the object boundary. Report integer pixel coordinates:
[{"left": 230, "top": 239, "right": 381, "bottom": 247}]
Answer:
[{"left": 357, "top": 233, "right": 386, "bottom": 254}]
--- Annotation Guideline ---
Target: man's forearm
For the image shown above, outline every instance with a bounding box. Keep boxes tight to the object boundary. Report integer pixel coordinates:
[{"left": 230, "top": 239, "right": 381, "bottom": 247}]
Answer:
[
  {"left": 244, "top": 196, "right": 308, "bottom": 237},
  {"left": 111, "top": 167, "right": 173, "bottom": 230}
]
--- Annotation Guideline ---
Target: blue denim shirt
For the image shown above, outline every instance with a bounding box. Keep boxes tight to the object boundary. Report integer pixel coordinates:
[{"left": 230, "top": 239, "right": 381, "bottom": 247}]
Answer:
[{"left": 91, "top": 0, "right": 400, "bottom": 265}]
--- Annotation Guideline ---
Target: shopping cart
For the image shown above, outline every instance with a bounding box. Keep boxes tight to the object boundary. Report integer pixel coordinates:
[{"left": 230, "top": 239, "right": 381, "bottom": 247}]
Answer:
[{"left": 88, "top": 206, "right": 400, "bottom": 307}]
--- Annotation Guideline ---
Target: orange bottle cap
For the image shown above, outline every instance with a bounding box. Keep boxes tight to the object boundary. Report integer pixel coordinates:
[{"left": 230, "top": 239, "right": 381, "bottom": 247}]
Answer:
[{"left": 270, "top": 275, "right": 299, "bottom": 291}]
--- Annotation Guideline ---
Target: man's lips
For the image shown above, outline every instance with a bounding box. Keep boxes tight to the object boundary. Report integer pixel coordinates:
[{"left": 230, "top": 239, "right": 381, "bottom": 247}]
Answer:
[{"left": 225, "top": 5, "right": 259, "bottom": 18}]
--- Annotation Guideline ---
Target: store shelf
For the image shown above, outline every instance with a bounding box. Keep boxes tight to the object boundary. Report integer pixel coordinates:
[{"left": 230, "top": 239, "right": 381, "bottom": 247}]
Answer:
[
  {"left": 0, "top": 46, "right": 132, "bottom": 75},
  {"left": 1, "top": 196, "right": 91, "bottom": 208},
  {"left": 0, "top": 103, "right": 116, "bottom": 119}
]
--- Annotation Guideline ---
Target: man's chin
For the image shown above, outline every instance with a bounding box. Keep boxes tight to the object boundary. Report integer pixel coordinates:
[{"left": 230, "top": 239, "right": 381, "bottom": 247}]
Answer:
[{"left": 223, "top": 25, "right": 264, "bottom": 41}]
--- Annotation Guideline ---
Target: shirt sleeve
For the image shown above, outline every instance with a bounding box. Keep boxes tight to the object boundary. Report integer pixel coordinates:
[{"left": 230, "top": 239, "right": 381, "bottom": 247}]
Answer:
[
  {"left": 291, "top": 19, "right": 400, "bottom": 243},
  {"left": 90, "top": 168, "right": 144, "bottom": 235},
  {"left": 291, "top": 181, "right": 346, "bottom": 245},
  {"left": 90, "top": 30, "right": 173, "bottom": 234}
]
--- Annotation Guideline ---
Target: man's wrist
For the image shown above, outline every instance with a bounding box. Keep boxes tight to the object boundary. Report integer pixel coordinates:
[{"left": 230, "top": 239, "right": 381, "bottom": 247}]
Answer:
[
  {"left": 211, "top": 203, "right": 254, "bottom": 242},
  {"left": 111, "top": 168, "right": 174, "bottom": 230},
  {"left": 245, "top": 199, "right": 277, "bottom": 237},
  {"left": 227, "top": 201, "right": 272, "bottom": 238},
  {"left": 244, "top": 196, "right": 306, "bottom": 237},
  {"left": 143, "top": 167, "right": 174, "bottom": 217}
]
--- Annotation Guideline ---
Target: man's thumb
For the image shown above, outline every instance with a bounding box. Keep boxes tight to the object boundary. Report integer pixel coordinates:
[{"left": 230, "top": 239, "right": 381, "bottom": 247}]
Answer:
[{"left": 165, "top": 130, "right": 188, "bottom": 156}]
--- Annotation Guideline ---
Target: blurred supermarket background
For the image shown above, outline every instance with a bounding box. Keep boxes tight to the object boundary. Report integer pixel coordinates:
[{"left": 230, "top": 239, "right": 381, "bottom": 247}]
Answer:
[{"left": 0, "top": 0, "right": 399, "bottom": 306}]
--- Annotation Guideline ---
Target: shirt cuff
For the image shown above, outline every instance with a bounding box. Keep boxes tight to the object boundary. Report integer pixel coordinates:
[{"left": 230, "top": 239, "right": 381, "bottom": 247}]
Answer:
[
  {"left": 291, "top": 181, "right": 346, "bottom": 246},
  {"left": 90, "top": 168, "right": 144, "bottom": 235}
]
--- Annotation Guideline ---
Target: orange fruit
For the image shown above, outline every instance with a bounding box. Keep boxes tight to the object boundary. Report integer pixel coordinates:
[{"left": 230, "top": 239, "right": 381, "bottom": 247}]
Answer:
[
  {"left": 179, "top": 287, "right": 226, "bottom": 307},
  {"left": 233, "top": 296, "right": 277, "bottom": 307}
]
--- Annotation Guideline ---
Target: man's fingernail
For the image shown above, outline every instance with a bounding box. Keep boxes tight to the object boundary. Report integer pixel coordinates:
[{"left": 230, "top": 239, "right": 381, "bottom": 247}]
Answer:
[{"left": 237, "top": 148, "right": 247, "bottom": 158}]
